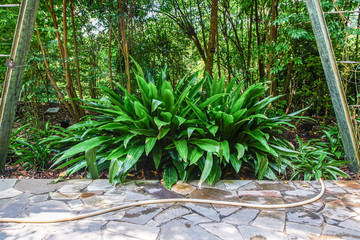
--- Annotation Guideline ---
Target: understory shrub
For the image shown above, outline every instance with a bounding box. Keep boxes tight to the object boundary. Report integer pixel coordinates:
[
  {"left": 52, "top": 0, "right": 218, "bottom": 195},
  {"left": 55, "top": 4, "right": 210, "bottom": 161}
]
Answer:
[{"left": 45, "top": 64, "right": 339, "bottom": 188}]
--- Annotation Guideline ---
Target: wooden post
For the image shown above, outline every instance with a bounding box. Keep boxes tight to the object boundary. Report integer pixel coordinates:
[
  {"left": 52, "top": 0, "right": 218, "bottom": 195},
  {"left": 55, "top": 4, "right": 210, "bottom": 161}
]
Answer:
[
  {"left": 306, "top": 0, "right": 360, "bottom": 172},
  {"left": 0, "top": 0, "right": 40, "bottom": 171}
]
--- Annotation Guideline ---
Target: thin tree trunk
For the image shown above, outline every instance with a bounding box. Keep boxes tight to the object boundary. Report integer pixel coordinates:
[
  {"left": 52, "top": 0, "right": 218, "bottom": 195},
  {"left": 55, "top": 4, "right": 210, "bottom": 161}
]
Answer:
[
  {"left": 204, "top": 0, "right": 219, "bottom": 76},
  {"left": 267, "top": 0, "right": 278, "bottom": 96},
  {"left": 70, "top": 0, "right": 83, "bottom": 99},
  {"left": 109, "top": 25, "right": 114, "bottom": 90},
  {"left": 284, "top": 39, "right": 298, "bottom": 94},
  {"left": 246, "top": 2, "right": 254, "bottom": 84},
  {"left": 255, "top": 0, "right": 265, "bottom": 80}
]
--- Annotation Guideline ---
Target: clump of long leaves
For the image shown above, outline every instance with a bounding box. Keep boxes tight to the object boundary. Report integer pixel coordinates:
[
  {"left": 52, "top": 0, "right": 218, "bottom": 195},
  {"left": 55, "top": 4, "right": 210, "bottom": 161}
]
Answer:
[
  {"left": 289, "top": 136, "right": 348, "bottom": 180},
  {"left": 47, "top": 64, "right": 303, "bottom": 188},
  {"left": 9, "top": 121, "right": 55, "bottom": 170}
]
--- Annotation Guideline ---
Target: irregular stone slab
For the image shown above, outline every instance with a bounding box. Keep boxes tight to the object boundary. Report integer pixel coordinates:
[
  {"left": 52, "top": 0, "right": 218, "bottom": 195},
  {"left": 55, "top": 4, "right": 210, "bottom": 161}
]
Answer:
[
  {"left": 342, "top": 194, "right": 360, "bottom": 214},
  {"left": 198, "top": 181, "right": 226, "bottom": 190},
  {"left": 107, "top": 181, "right": 139, "bottom": 195},
  {"left": 154, "top": 206, "right": 191, "bottom": 224},
  {"left": 188, "top": 188, "right": 238, "bottom": 201},
  {"left": 222, "top": 208, "right": 259, "bottom": 225},
  {"left": 293, "top": 181, "right": 314, "bottom": 189},
  {"left": 45, "top": 220, "right": 105, "bottom": 240},
  {"left": 335, "top": 181, "right": 360, "bottom": 194},
  {"left": 257, "top": 181, "right": 296, "bottom": 191},
  {"left": 122, "top": 206, "right": 163, "bottom": 224},
  {"left": 0, "top": 179, "right": 17, "bottom": 191},
  {"left": 67, "top": 199, "right": 84, "bottom": 210},
  {"left": 212, "top": 204, "right": 239, "bottom": 217},
  {"left": 171, "top": 181, "right": 196, "bottom": 195},
  {"left": 123, "top": 191, "right": 155, "bottom": 202},
  {"left": 238, "top": 226, "right": 288, "bottom": 240},
  {"left": 322, "top": 199, "right": 356, "bottom": 221},
  {"left": 141, "top": 184, "right": 182, "bottom": 199},
  {"left": 322, "top": 224, "right": 360, "bottom": 239},
  {"left": 23, "top": 200, "right": 74, "bottom": 217},
  {"left": 286, "top": 209, "right": 324, "bottom": 226},
  {"left": 15, "top": 179, "right": 64, "bottom": 194},
  {"left": 106, "top": 221, "right": 159, "bottom": 240},
  {"left": 237, "top": 190, "right": 282, "bottom": 197},
  {"left": 50, "top": 192, "right": 81, "bottom": 200},
  {"left": 1, "top": 225, "right": 50, "bottom": 240},
  {"left": 223, "top": 180, "right": 252, "bottom": 190},
  {"left": 338, "top": 218, "right": 360, "bottom": 231},
  {"left": 325, "top": 187, "right": 348, "bottom": 195},
  {"left": 57, "top": 180, "right": 92, "bottom": 193},
  {"left": 301, "top": 201, "right": 325, "bottom": 212},
  {"left": 183, "top": 203, "right": 220, "bottom": 222},
  {"left": 87, "top": 179, "right": 115, "bottom": 192},
  {"left": 200, "top": 222, "right": 243, "bottom": 240},
  {"left": 285, "top": 222, "right": 321, "bottom": 240},
  {"left": 283, "top": 189, "right": 318, "bottom": 198},
  {"left": 82, "top": 195, "right": 125, "bottom": 208},
  {"left": 102, "top": 231, "right": 141, "bottom": 240},
  {"left": 159, "top": 219, "right": 221, "bottom": 240},
  {"left": 0, "top": 188, "right": 23, "bottom": 199},
  {"left": 29, "top": 194, "right": 49, "bottom": 204},
  {"left": 182, "top": 213, "right": 213, "bottom": 224},
  {"left": 240, "top": 196, "right": 284, "bottom": 206},
  {"left": 251, "top": 210, "right": 285, "bottom": 232},
  {"left": 237, "top": 182, "right": 259, "bottom": 190},
  {"left": 0, "top": 197, "right": 29, "bottom": 218}
]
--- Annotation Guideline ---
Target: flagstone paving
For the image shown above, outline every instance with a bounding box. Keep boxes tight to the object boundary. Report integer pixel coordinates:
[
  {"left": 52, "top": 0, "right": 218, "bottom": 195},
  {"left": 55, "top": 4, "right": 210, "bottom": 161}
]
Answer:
[{"left": 0, "top": 179, "right": 359, "bottom": 240}]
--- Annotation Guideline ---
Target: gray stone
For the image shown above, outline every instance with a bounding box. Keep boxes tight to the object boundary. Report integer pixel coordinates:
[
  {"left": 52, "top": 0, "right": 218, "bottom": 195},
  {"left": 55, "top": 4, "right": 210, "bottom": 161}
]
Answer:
[
  {"left": 252, "top": 210, "right": 285, "bottom": 232},
  {"left": 67, "top": 199, "right": 84, "bottom": 210},
  {"left": 182, "top": 213, "right": 213, "bottom": 224},
  {"left": 257, "top": 181, "right": 296, "bottom": 191},
  {"left": 283, "top": 189, "right": 318, "bottom": 198},
  {"left": 57, "top": 180, "right": 92, "bottom": 193},
  {"left": 106, "top": 221, "right": 159, "bottom": 240},
  {"left": 0, "top": 179, "right": 17, "bottom": 191},
  {"left": 1, "top": 225, "right": 50, "bottom": 240},
  {"left": 123, "top": 191, "right": 155, "bottom": 202},
  {"left": 29, "top": 194, "right": 49, "bottom": 204},
  {"left": 102, "top": 231, "right": 141, "bottom": 240},
  {"left": 286, "top": 210, "right": 324, "bottom": 226},
  {"left": 212, "top": 204, "right": 239, "bottom": 217},
  {"left": 122, "top": 205, "right": 163, "bottom": 224},
  {"left": 322, "top": 199, "right": 356, "bottom": 221},
  {"left": 322, "top": 224, "right": 360, "bottom": 239},
  {"left": 87, "top": 179, "right": 115, "bottom": 192},
  {"left": 183, "top": 203, "right": 220, "bottom": 222},
  {"left": 45, "top": 220, "right": 105, "bottom": 240},
  {"left": 285, "top": 222, "right": 322, "bottom": 240},
  {"left": 223, "top": 180, "right": 252, "bottom": 190},
  {"left": 159, "top": 219, "right": 221, "bottom": 240},
  {"left": 238, "top": 181, "right": 259, "bottom": 190},
  {"left": 141, "top": 184, "right": 183, "bottom": 199},
  {"left": 240, "top": 196, "right": 284, "bottom": 206},
  {"left": 222, "top": 208, "right": 259, "bottom": 225},
  {"left": 22, "top": 200, "right": 76, "bottom": 220},
  {"left": 238, "top": 226, "right": 288, "bottom": 240},
  {"left": 0, "top": 188, "right": 23, "bottom": 199},
  {"left": 200, "top": 222, "right": 243, "bottom": 240},
  {"left": 50, "top": 192, "right": 81, "bottom": 200},
  {"left": 82, "top": 195, "right": 125, "bottom": 208},
  {"left": 171, "top": 181, "right": 196, "bottom": 195},
  {"left": 0, "top": 197, "right": 29, "bottom": 218},
  {"left": 339, "top": 218, "right": 360, "bottom": 231},
  {"left": 154, "top": 206, "right": 191, "bottom": 224},
  {"left": 15, "top": 179, "right": 64, "bottom": 194}
]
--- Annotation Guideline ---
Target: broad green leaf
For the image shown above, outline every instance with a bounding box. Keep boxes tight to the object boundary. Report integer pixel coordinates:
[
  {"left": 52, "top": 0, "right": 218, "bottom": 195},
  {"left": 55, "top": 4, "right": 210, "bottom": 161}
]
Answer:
[
  {"left": 190, "top": 139, "right": 220, "bottom": 153},
  {"left": 174, "top": 140, "right": 188, "bottom": 161},
  {"left": 124, "top": 134, "right": 137, "bottom": 148},
  {"left": 161, "top": 112, "right": 172, "bottom": 122},
  {"left": 158, "top": 127, "right": 170, "bottom": 139},
  {"left": 85, "top": 148, "right": 99, "bottom": 179},
  {"left": 246, "top": 129, "right": 270, "bottom": 151},
  {"left": 59, "top": 136, "right": 113, "bottom": 161},
  {"left": 190, "top": 147, "right": 204, "bottom": 164},
  {"left": 235, "top": 143, "right": 245, "bottom": 160},
  {"left": 187, "top": 100, "right": 207, "bottom": 122},
  {"left": 130, "top": 56, "right": 145, "bottom": 78},
  {"left": 173, "top": 115, "right": 186, "bottom": 126},
  {"left": 153, "top": 145, "right": 162, "bottom": 169},
  {"left": 230, "top": 153, "right": 242, "bottom": 173},
  {"left": 123, "top": 145, "right": 145, "bottom": 173},
  {"left": 162, "top": 89, "right": 175, "bottom": 111},
  {"left": 115, "top": 114, "right": 134, "bottom": 122},
  {"left": 199, "top": 152, "right": 213, "bottom": 187},
  {"left": 151, "top": 99, "right": 163, "bottom": 112},
  {"left": 109, "top": 158, "right": 121, "bottom": 183},
  {"left": 163, "top": 165, "right": 178, "bottom": 189},
  {"left": 145, "top": 137, "right": 157, "bottom": 156},
  {"left": 256, "top": 152, "right": 268, "bottom": 180},
  {"left": 98, "top": 123, "right": 127, "bottom": 130},
  {"left": 106, "top": 145, "right": 127, "bottom": 160},
  {"left": 198, "top": 93, "right": 226, "bottom": 110},
  {"left": 154, "top": 117, "right": 170, "bottom": 129},
  {"left": 220, "top": 140, "right": 230, "bottom": 162}
]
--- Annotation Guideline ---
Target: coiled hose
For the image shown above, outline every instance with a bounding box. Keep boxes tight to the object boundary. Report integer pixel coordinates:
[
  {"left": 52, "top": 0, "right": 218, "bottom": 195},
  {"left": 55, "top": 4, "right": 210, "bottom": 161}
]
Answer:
[{"left": 0, "top": 179, "right": 325, "bottom": 223}]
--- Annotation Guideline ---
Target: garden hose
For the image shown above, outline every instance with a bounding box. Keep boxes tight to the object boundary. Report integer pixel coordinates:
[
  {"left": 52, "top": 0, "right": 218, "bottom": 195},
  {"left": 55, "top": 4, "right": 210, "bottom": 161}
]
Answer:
[{"left": 0, "top": 179, "right": 325, "bottom": 224}]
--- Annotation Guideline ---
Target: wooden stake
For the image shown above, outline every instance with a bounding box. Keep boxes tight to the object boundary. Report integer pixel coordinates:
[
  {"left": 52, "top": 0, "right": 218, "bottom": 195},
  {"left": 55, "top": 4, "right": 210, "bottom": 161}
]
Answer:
[
  {"left": 0, "top": 0, "right": 40, "bottom": 171},
  {"left": 306, "top": 0, "right": 360, "bottom": 173}
]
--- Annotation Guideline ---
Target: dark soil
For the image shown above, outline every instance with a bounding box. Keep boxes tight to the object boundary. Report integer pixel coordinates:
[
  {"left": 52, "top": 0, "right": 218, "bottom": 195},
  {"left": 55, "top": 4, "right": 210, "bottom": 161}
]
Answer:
[{"left": 1, "top": 102, "right": 358, "bottom": 181}]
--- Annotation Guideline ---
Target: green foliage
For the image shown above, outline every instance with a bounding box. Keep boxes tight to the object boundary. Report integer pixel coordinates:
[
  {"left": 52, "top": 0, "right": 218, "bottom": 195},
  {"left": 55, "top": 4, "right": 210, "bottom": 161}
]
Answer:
[
  {"left": 290, "top": 136, "right": 348, "bottom": 180},
  {"left": 47, "top": 65, "right": 305, "bottom": 188},
  {"left": 8, "top": 121, "right": 55, "bottom": 170}
]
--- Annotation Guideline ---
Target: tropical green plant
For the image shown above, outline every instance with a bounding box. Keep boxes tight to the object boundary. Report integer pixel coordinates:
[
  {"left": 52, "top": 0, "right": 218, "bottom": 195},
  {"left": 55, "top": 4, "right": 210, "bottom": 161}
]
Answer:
[
  {"left": 8, "top": 121, "right": 56, "bottom": 170},
  {"left": 289, "top": 135, "right": 348, "bottom": 180},
  {"left": 319, "top": 125, "right": 344, "bottom": 159},
  {"left": 46, "top": 63, "right": 306, "bottom": 188}
]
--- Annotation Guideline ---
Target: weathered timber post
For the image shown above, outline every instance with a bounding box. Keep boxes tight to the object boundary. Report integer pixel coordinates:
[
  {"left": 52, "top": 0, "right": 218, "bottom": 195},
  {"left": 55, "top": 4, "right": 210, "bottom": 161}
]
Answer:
[
  {"left": 0, "top": 0, "right": 40, "bottom": 171},
  {"left": 306, "top": 0, "right": 360, "bottom": 172}
]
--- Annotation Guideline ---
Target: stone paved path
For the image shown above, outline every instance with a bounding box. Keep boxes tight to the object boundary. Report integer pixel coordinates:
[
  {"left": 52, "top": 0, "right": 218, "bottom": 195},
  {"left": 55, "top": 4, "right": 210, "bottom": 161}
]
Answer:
[{"left": 0, "top": 179, "right": 359, "bottom": 240}]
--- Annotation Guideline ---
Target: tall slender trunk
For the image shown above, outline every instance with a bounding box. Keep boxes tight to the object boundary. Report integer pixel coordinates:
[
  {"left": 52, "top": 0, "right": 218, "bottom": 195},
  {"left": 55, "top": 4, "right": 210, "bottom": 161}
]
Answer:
[
  {"left": 109, "top": 25, "right": 114, "bottom": 90},
  {"left": 246, "top": 2, "right": 254, "bottom": 84},
  {"left": 255, "top": 0, "right": 265, "bottom": 80},
  {"left": 267, "top": 0, "right": 278, "bottom": 96},
  {"left": 70, "top": 0, "right": 83, "bottom": 99},
  {"left": 283, "top": 39, "right": 298, "bottom": 94},
  {"left": 204, "top": 0, "right": 219, "bottom": 77}
]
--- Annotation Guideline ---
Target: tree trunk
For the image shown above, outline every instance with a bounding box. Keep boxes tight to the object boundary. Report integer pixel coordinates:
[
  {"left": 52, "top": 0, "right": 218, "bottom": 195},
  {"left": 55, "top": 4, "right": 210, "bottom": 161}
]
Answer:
[
  {"left": 204, "top": 0, "right": 219, "bottom": 76},
  {"left": 246, "top": 2, "right": 254, "bottom": 84},
  {"left": 108, "top": 25, "right": 114, "bottom": 90},
  {"left": 267, "top": 0, "right": 278, "bottom": 96}
]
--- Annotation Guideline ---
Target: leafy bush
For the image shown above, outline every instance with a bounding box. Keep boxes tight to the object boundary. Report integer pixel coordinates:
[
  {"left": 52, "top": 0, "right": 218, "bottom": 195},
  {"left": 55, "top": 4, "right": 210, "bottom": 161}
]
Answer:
[
  {"left": 289, "top": 136, "right": 348, "bottom": 180},
  {"left": 48, "top": 65, "right": 305, "bottom": 188},
  {"left": 8, "top": 121, "right": 55, "bottom": 170}
]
